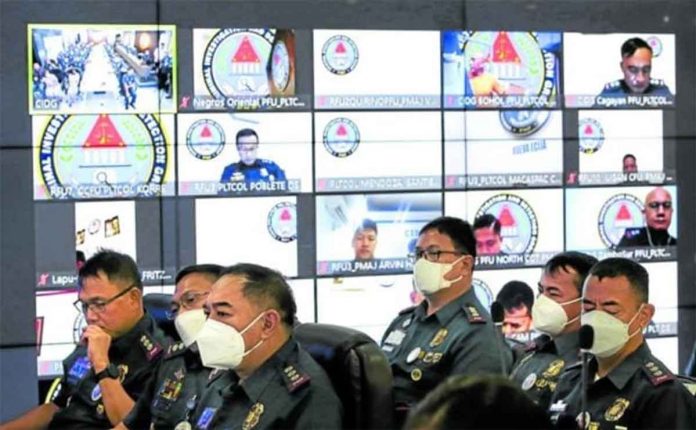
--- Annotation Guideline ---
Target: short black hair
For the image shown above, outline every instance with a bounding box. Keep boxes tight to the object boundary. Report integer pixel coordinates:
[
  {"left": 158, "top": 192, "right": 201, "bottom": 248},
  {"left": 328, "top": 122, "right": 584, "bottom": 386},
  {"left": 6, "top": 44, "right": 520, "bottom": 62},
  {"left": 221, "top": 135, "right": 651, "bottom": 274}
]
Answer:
[
  {"left": 404, "top": 374, "right": 552, "bottom": 430},
  {"left": 623, "top": 153, "right": 637, "bottom": 163},
  {"left": 621, "top": 37, "right": 652, "bottom": 58},
  {"left": 496, "top": 281, "right": 534, "bottom": 314},
  {"left": 175, "top": 264, "right": 224, "bottom": 285},
  {"left": 419, "top": 216, "right": 477, "bottom": 259},
  {"left": 78, "top": 249, "right": 142, "bottom": 291},
  {"left": 354, "top": 218, "right": 378, "bottom": 235},
  {"left": 235, "top": 128, "right": 259, "bottom": 145},
  {"left": 544, "top": 251, "right": 599, "bottom": 293},
  {"left": 473, "top": 214, "right": 501, "bottom": 236},
  {"left": 220, "top": 263, "right": 297, "bottom": 327},
  {"left": 588, "top": 257, "right": 649, "bottom": 303}
]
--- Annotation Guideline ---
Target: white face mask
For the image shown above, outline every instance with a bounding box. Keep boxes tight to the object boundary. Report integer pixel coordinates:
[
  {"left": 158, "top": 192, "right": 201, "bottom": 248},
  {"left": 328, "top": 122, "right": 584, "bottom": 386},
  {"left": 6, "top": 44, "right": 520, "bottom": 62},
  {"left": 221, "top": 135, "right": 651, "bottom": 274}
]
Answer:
[
  {"left": 174, "top": 308, "right": 207, "bottom": 347},
  {"left": 413, "top": 256, "right": 464, "bottom": 295},
  {"left": 581, "top": 306, "right": 643, "bottom": 358},
  {"left": 531, "top": 294, "right": 581, "bottom": 337},
  {"left": 196, "top": 312, "right": 266, "bottom": 369}
]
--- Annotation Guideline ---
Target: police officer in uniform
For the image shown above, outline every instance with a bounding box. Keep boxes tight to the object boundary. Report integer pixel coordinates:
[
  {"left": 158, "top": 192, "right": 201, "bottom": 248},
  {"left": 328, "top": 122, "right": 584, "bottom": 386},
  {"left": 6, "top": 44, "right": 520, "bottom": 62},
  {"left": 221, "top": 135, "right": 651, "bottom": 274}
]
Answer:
[
  {"left": 381, "top": 216, "right": 512, "bottom": 426},
  {"left": 550, "top": 258, "right": 696, "bottom": 429},
  {"left": 510, "top": 251, "right": 598, "bottom": 409},
  {"left": 187, "top": 263, "right": 342, "bottom": 429},
  {"left": 219, "top": 128, "right": 287, "bottom": 187},
  {"left": 617, "top": 187, "right": 676, "bottom": 248},
  {"left": 1, "top": 250, "right": 169, "bottom": 429},
  {"left": 118, "top": 264, "right": 229, "bottom": 430},
  {"left": 598, "top": 37, "right": 673, "bottom": 97}
]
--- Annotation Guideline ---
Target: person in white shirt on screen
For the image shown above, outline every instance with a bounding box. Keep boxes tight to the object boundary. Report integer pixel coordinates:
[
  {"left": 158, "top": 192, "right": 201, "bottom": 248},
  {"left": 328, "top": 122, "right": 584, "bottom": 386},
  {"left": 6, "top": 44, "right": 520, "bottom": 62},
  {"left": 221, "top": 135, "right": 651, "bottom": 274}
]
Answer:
[
  {"left": 599, "top": 37, "right": 672, "bottom": 97},
  {"left": 617, "top": 187, "right": 676, "bottom": 248},
  {"left": 473, "top": 214, "right": 504, "bottom": 256},
  {"left": 352, "top": 219, "right": 378, "bottom": 261}
]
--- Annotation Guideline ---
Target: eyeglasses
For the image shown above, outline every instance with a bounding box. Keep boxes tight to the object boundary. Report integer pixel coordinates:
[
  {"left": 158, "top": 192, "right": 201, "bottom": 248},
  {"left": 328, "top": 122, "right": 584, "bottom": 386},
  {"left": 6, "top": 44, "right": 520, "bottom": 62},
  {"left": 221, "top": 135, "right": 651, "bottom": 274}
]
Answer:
[
  {"left": 73, "top": 285, "right": 137, "bottom": 315},
  {"left": 167, "top": 291, "right": 210, "bottom": 320},
  {"left": 647, "top": 201, "right": 672, "bottom": 210},
  {"left": 407, "top": 249, "right": 464, "bottom": 264}
]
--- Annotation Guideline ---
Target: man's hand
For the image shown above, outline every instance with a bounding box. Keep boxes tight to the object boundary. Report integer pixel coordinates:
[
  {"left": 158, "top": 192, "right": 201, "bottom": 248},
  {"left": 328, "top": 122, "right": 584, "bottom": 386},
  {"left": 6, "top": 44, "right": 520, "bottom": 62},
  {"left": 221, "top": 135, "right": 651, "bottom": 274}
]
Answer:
[{"left": 82, "top": 325, "right": 112, "bottom": 373}]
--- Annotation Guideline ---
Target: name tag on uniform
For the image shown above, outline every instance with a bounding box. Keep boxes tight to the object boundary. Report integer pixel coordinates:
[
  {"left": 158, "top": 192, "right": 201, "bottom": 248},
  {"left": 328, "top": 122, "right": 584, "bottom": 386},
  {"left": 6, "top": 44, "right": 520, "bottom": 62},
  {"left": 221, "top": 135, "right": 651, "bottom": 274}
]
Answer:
[
  {"left": 196, "top": 407, "right": 217, "bottom": 430},
  {"left": 383, "top": 330, "right": 405, "bottom": 347}
]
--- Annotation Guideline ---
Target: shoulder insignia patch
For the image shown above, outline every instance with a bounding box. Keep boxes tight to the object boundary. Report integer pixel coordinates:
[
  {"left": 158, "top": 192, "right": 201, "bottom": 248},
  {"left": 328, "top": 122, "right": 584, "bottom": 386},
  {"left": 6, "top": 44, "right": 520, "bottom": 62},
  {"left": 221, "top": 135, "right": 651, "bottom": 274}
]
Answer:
[
  {"left": 139, "top": 333, "right": 164, "bottom": 361},
  {"left": 604, "top": 80, "right": 621, "bottom": 90},
  {"left": 463, "top": 303, "right": 486, "bottom": 324},
  {"left": 282, "top": 364, "right": 311, "bottom": 393},
  {"left": 643, "top": 360, "right": 674, "bottom": 386},
  {"left": 165, "top": 341, "right": 186, "bottom": 358}
]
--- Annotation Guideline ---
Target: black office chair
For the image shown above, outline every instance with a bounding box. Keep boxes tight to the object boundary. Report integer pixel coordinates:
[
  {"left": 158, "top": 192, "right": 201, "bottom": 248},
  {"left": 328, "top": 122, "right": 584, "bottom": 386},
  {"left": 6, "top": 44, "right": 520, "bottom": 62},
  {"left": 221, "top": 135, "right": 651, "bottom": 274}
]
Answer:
[
  {"left": 294, "top": 323, "right": 394, "bottom": 430},
  {"left": 143, "top": 292, "right": 179, "bottom": 340}
]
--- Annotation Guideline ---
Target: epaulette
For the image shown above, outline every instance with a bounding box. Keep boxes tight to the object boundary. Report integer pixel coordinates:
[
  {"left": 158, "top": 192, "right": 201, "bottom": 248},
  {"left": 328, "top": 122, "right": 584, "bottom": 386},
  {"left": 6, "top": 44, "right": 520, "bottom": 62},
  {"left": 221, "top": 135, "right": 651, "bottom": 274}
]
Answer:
[
  {"left": 398, "top": 305, "right": 417, "bottom": 316},
  {"left": 642, "top": 360, "right": 675, "bottom": 386},
  {"left": 649, "top": 78, "right": 666, "bottom": 86},
  {"left": 604, "top": 80, "right": 621, "bottom": 90},
  {"left": 281, "top": 363, "right": 311, "bottom": 393},
  {"left": 164, "top": 341, "right": 186, "bottom": 359},
  {"left": 462, "top": 303, "right": 486, "bottom": 324},
  {"left": 139, "top": 332, "right": 164, "bottom": 361}
]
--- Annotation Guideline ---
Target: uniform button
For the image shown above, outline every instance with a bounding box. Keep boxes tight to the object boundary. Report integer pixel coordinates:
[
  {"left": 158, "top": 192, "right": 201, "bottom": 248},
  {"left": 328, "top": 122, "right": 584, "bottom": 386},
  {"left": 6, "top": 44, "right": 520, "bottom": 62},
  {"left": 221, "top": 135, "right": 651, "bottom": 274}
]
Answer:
[{"left": 411, "top": 368, "right": 422, "bottom": 381}]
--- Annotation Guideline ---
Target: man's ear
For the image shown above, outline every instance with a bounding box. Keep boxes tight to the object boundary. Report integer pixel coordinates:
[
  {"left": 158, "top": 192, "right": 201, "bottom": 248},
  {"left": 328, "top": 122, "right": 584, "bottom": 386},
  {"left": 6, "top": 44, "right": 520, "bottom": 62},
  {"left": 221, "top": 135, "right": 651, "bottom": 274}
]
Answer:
[
  {"left": 639, "top": 303, "right": 655, "bottom": 328},
  {"left": 261, "top": 310, "right": 281, "bottom": 337}
]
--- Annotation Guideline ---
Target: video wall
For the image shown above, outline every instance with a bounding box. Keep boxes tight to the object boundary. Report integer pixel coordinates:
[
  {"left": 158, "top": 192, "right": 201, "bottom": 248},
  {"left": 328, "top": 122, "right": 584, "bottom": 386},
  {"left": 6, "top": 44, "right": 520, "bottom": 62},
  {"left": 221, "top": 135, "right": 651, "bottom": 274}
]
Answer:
[{"left": 29, "top": 25, "right": 680, "bottom": 376}]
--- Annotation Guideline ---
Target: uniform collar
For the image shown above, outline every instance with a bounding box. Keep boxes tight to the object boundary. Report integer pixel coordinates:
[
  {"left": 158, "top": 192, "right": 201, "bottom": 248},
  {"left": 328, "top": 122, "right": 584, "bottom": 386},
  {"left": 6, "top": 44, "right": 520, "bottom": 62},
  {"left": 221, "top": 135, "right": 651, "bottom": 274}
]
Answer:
[
  {"left": 553, "top": 330, "right": 580, "bottom": 358},
  {"left": 111, "top": 314, "right": 153, "bottom": 354},
  {"left": 601, "top": 342, "right": 651, "bottom": 390},
  {"left": 415, "top": 287, "right": 479, "bottom": 326},
  {"left": 238, "top": 337, "right": 297, "bottom": 402}
]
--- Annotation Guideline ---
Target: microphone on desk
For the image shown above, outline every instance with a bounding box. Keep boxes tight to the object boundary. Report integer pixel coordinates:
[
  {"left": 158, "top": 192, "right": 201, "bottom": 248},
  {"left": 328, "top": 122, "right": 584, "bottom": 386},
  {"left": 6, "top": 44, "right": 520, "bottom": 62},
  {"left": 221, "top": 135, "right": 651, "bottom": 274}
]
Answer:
[
  {"left": 578, "top": 324, "right": 595, "bottom": 430},
  {"left": 490, "top": 301, "right": 508, "bottom": 375}
]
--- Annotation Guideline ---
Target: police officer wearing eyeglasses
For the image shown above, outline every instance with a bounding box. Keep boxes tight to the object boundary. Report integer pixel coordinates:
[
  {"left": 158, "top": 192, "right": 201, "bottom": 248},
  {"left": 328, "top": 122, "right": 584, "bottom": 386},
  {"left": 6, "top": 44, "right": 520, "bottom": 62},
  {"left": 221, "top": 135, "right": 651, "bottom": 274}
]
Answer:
[
  {"left": 117, "top": 264, "right": 233, "bottom": 430},
  {"left": 617, "top": 187, "right": 676, "bottom": 248},
  {"left": 380, "top": 216, "right": 513, "bottom": 427},
  {"left": 1, "top": 250, "right": 169, "bottom": 430}
]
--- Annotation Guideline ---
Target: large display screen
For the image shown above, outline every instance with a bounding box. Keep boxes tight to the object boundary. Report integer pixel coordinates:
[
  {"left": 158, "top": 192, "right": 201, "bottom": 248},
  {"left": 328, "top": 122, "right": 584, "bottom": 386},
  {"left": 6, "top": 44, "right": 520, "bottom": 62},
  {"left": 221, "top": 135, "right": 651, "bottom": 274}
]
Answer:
[{"left": 25, "top": 25, "right": 682, "bottom": 378}]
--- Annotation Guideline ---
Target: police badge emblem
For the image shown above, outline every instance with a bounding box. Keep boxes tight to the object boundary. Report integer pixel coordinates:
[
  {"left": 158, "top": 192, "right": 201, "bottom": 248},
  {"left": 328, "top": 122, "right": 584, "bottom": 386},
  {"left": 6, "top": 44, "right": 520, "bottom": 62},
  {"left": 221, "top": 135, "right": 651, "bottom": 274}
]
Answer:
[
  {"left": 475, "top": 194, "right": 539, "bottom": 254},
  {"left": 604, "top": 398, "right": 630, "bottom": 422},
  {"left": 578, "top": 118, "right": 604, "bottom": 155},
  {"left": 242, "top": 402, "right": 265, "bottom": 430},
  {"left": 500, "top": 110, "right": 551, "bottom": 137},
  {"left": 186, "top": 119, "right": 225, "bottom": 160},
  {"left": 267, "top": 201, "right": 297, "bottom": 242},
  {"left": 322, "top": 117, "right": 360, "bottom": 157},
  {"left": 597, "top": 193, "right": 644, "bottom": 247},
  {"left": 321, "top": 35, "right": 359, "bottom": 75}
]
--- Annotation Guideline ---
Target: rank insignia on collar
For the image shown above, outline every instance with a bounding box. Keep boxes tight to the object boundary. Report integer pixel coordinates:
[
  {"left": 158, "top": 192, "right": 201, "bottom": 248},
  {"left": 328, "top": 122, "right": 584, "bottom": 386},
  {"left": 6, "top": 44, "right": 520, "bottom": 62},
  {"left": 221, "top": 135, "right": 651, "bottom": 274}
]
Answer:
[
  {"left": 542, "top": 359, "right": 565, "bottom": 378},
  {"left": 429, "top": 328, "right": 448, "bottom": 347},
  {"left": 242, "top": 402, "right": 265, "bottom": 430},
  {"left": 643, "top": 360, "right": 674, "bottom": 386},
  {"left": 139, "top": 333, "right": 163, "bottom": 361},
  {"left": 282, "top": 364, "right": 310, "bottom": 393},
  {"left": 604, "top": 398, "right": 630, "bottom": 422},
  {"left": 463, "top": 303, "right": 485, "bottom": 323}
]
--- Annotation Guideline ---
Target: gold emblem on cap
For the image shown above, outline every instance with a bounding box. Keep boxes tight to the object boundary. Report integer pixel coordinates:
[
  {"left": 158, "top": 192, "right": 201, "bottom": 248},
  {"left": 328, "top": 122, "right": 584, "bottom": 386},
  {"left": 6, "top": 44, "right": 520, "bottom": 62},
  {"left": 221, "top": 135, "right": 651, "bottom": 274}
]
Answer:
[
  {"left": 242, "top": 402, "right": 265, "bottom": 430},
  {"left": 604, "top": 398, "right": 629, "bottom": 422},
  {"left": 411, "top": 368, "right": 422, "bottom": 381}
]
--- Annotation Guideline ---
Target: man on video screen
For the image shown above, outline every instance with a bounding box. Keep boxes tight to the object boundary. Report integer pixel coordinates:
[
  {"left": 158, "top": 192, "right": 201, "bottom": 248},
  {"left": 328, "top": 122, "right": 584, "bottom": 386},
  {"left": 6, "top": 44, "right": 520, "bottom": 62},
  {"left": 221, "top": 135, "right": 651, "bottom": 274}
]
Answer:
[
  {"left": 617, "top": 187, "right": 676, "bottom": 248},
  {"left": 352, "top": 219, "right": 378, "bottom": 261},
  {"left": 220, "top": 128, "right": 287, "bottom": 186},
  {"left": 473, "top": 214, "right": 504, "bottom": 255},
  {"left": 599, "top": 37, "right": 672, "bottom": 97}
]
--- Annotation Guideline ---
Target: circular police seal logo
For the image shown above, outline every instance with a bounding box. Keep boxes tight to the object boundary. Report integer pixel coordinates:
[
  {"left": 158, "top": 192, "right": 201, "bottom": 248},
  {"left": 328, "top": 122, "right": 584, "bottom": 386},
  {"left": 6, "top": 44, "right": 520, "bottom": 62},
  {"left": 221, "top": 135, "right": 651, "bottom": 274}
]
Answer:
[
  {"left": 267, "top": 202, "right": 297, "bottom": 243},
  {"left": 578, "top": 118, "right": 604, "bottom": 154},
  {"left": 38, "top": 114, "right": 169, "bottom": 199},
  {"left": 463, "top": 31, "right": 556, "bottom": 105},
  {"left": 271, "top": 40, "right": 291, "bottom": 91},
  {"left": 202, "top": 28, "right": 275, "bottom": 98},
  {"left": 499, "top": 110, "right": 551, "bottom": 136},
  {"left": 597, "top": 193, "right": 644, "bottom": 247},
  {"left": 472, "top": 278, "right": 493, "bottom": 309},
  {"left": 323, "top": 118, "right": 360, "bottom": 157},
  {"left": 72, "top": 313, "right": 87, "bottom": 343},
  {"left": 91, "top": 384, "right": 102, "bottom": 401},
  {"left": 186, "top": 119, "right": 225, "bottom": 160},
  {"left": 321, "top": 35, "right": 359, "bottom": 75},
  {"left": 646, "top": 36, "right": 663, "bottom": 57},
  {"left": 475, "top": 194, "right": 539, "bottom": 254}
]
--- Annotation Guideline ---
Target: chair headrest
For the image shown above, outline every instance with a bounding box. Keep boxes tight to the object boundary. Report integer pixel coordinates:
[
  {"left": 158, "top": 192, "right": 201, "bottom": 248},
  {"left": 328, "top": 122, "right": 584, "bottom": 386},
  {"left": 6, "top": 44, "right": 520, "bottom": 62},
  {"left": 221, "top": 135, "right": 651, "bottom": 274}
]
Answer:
[{"left": 143, "top": 293, "right": 179, "bottom": 340}]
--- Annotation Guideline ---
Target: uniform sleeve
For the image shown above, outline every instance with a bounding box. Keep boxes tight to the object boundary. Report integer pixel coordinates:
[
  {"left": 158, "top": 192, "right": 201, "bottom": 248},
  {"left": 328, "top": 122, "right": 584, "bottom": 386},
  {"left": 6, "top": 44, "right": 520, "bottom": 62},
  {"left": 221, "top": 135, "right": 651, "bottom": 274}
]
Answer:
[
  {"left": 290, "top": 385, "right": 343, "bottom": 430},
  {"left": 636, "top": 382, "right": 696, "bottom": 429},
  {"left": 220, "top": 164, "right": 233, "bottom": 183},
  {"left": 449, "top": 327, "right": 513, "bottom": 376},
  {"left": 121, "top": 365, "right": 159, "bottom": 430},
  {"left": 271, "top": 162, "right": 287, "bottom": 181},
  {"left": 51, "top": 375, "right": 71, "bottom": 408}
]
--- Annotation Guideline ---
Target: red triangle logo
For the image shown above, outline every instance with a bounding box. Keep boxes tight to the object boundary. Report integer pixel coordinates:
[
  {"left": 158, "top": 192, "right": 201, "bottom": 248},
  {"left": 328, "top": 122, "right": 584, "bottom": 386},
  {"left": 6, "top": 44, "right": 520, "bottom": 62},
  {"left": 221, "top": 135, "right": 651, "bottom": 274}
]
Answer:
[
  {"left": 336, "top": 124, "right": 347, "bottom": 136},
  {"left": 232, "top": 36, "right": 261, "bottom": 63},
  {"left": 83, "top": 115, "right": 126, "bottom": 149},
  {"left": 280, "top": 209, "right": 292, "bottom": 221},
  {"left": 200, "top": 125, "right": 212, "bottom": 138},
  {"left": 615, "top": 204, "right": 633, "bottom": 221},
  {"left": 492, "top": 31, "right": 521, "bottom": 63},
  {"left": 335, "top": 42, "right": 347, "bottom": 54},
  {"left": 584, "top": 124, "right": 594, "bottom": 135},
  {"left": 498, "top": 206, "right": 516, "bottom": 227}
]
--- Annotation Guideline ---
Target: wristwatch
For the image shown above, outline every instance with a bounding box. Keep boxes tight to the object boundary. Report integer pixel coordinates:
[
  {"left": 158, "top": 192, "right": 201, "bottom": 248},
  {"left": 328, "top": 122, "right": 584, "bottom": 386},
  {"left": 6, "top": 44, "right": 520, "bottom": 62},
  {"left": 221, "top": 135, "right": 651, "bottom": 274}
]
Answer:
[{"left": 95, "top": 363, "right": 119, "bottom": 381}]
